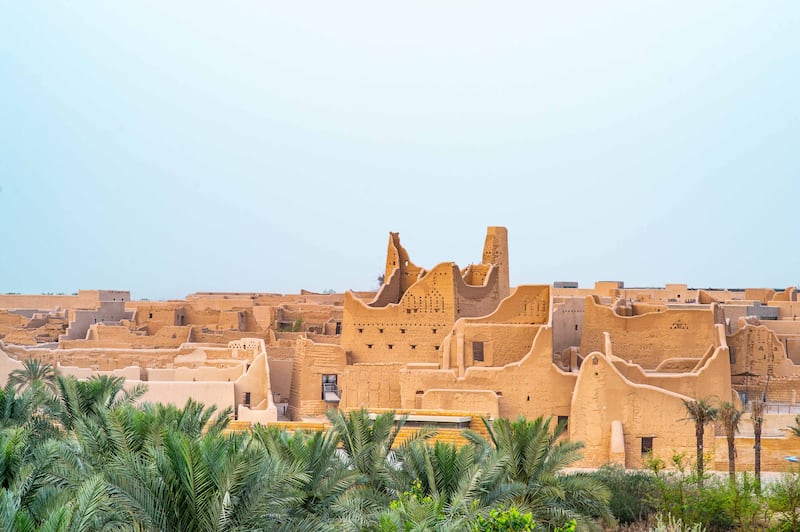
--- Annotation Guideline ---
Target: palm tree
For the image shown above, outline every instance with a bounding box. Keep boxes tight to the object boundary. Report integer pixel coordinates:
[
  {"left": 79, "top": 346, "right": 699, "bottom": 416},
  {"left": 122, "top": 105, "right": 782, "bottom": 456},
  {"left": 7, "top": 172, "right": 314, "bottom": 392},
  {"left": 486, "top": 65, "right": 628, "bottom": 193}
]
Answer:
[
  {"left": 718, "top": 402, "right": 743, "bottom": 481},
  {"left": 252, "top": 425, "right": 359, "bottom": 527},
  {"left": 8, "top": 359, "right": 58, "bottom": 395},
  {"left": 53, "top": 374, "right": 147, "bottom": 430},
  {"left": 465, "top": 415, "right": 611, "bottom": 529},
  {"left": 392, "top": 439, "right": 522, "bottom": 525},
  {"left": 750, "top": 399, "right": 766, "bottom": 493},
  {"left": 787, "top": 415, "right": 800, "bottom": 437},
  {"left": 681, "top": 397, "right": 718, "bottom": 487},
  {"left": 325, "top": 408, "right": 436, "bottom": 529},
  {"left": 107, "top": 429, "right": 304, "bottom": 531}
]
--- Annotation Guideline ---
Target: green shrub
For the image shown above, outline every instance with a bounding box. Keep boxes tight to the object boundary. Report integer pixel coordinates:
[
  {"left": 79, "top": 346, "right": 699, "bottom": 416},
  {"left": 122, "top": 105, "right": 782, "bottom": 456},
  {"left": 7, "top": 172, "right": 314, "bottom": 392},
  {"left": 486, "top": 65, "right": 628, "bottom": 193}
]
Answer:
[{"left": 591, "top": 464, "right": 658, "bottom": 524}]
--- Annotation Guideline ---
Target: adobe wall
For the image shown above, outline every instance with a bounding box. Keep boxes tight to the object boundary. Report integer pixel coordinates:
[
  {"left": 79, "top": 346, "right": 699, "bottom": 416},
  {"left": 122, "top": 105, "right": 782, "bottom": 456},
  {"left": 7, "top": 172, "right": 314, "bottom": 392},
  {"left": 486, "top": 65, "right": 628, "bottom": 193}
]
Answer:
[
  {"left": 288, "top": 338, "right": 346, "bottom": 420},
  {"left": 61, "top": 301, "right": 134, "bottom": 341},
  {"left": 553, "top": 297, "right": 585, "bottom": 354},
  {"left": 714, "top": 435, "right": 800, "bottom": 472},
  {"left": 570, "top": 353, "right": 700, "bottom": 469},
  {"left": 233, "top": 352, "right": 276, "bottom": 421},
  {"left": 267, "top": 358, "right": 294, "bottom": 401},
  {"left": 342, "top": 262, "right": 461, "bottom": 365},
  {"left": 134, "top": 380, "right": 235, "bottom": 412},
  {"left": 581, "top": 297, "right": 718, "bottom": 369},
  {"left": 0, "top": 290, "right": 130, "bottom": 311},
  {"left": 342, "top": 363, "right": 404, "bottom": 410},
  {"left": 0, "top": 345, "right": 25, "bottom": 385},
  {"left": 58, "top": 364, "right": 142, "bottom": 380},
  {"left": 419, "top": 389, "right": 499, "bottom": 418},
  {"left": 728, "top": 325, "right": 800, "bottom": 379},
  {"left": 399, "top": 327, "right": 576, "bottom": 420}
]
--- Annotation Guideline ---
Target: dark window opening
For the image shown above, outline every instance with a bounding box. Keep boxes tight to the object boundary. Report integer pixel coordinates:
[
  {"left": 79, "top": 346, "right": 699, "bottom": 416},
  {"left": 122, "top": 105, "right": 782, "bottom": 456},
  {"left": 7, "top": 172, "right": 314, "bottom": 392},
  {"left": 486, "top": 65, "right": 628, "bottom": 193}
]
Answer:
[
  {"left": 388, "top": 344, "right": 393, "bottom": 349},
  {"left": 400, "top": 328, "right": 406, "bottom": 334},
  {"left": 335, "top": 322, "right": 342, "bottom": 335},
  {"left": 243, "top": 392, "right": 251, "bottom": 407},
  {"left": 410, "top": 344, "right": 416, "bottom": 350},
  {"left": 473, "top": 341, "right": 485, "bottom": 362},
  {"left": 367, "top": 344, "right": 373, "bottom": 349},
  {"left": 574, "top": 324, "right": 578, "bottom": 331},
  {"left": 557, "top": 415, "right": 569, "bottom": 431},
  {"left": 358, "top": 328, "right": 363, "bottom": 333},
  {"left": 434, "top": 345, "right": 440, "bottom": 351},
  {"left": 432, "top": 328, "right": 437, "bottom": 334},
  {"left": 149, "top": 312, "right": 153, "bottom": 319},
  {"left": 641, "top": 437, "right": 654, "bottom": 456},
  {"left": 379, "top": 328, "right": 384, "bottom": 333}
]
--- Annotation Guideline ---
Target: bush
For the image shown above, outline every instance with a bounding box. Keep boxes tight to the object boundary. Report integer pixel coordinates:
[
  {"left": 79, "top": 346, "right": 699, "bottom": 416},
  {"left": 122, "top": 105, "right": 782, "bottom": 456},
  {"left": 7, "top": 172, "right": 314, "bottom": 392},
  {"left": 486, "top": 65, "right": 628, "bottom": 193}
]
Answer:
[{"left": 591, "top": 464, "right": 658, "bottom": 524}]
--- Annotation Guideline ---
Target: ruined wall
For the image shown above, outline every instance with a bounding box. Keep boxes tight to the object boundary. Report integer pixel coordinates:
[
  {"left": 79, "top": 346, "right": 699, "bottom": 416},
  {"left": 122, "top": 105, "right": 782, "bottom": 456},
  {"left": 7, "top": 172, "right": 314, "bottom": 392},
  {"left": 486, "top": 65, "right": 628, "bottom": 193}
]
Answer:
[
  {"left": 61, "top": 301, "right": 134, "bottom": 341},
  {"left": 581, "top": 297, "right": 717, "bottom": 369},
  {"left": 728, "top": 324, "right": 800, "bottom": 379}
]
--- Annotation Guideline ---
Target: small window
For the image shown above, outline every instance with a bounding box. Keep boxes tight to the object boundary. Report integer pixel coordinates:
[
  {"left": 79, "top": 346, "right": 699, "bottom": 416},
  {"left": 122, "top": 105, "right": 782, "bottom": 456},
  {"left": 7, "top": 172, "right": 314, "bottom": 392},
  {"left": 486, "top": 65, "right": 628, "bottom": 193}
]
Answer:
[
  {"left": 557, "top": 415, "right": 569, "bottom": 431},
  {"left": 379, "top": 328, "right": 384, "bottom": 333},
  {"left": 641, "top": 437, "right": 654, "bottom": 456},
  {"left": 149, "top": 312, "right": 153, "bottom": 319},
  {"left": 472, "top": 341, "right": 485, "bottom": 362},
  {"left": 434, "top": 345, "right": 440, "bottom": 351},
  {"left": 410, "top": 344, "right": 416, "bottom": 350},
  {"left": 432, "top": 328, "right": 437, "bottom": 334},
  {"left": 322, "top": 374, "right": 338, "bottom": 400},
  {"left": 400, "top": 328, "right": 406, "bottom": 334},
  {"left": 388, "top": 344, "right": 393, "bottom": 349},
  {"left": 367, "top": 344, "right": 373, "bottom": 349},
  {"left": 358, "top": 328, "right": 363, "bottom": 333},
  {"left": 574, "top": 324, "right": 578, "bottom": 331}
]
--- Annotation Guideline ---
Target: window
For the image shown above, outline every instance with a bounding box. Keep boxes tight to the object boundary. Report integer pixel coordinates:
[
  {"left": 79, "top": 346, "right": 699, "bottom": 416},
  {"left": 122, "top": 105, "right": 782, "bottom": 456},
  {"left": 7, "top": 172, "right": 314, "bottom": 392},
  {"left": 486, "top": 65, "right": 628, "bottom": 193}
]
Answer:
[
  {"left": 335, "top": 322, "right": 342, "bottom": 335},
  {"left": 641, "top": 437, "right": 654, "bottom": 456},
  {"left": 472, "top": 341, "right": 485, "bottom": 362},
  {"left": 557, "top": 416, "right": 569, "bottom": 431},
  {"left": 243, "top": 392, "right": 251, "bottom": 407},
  {"left": 322, "top": 374, "right": 339, "bottom": 400},
  {"left": 149, "top": 312, "right": 153, "bottom": 319},
  {"left": 388, "top": 344, "right": 393, "bottom": 349}
]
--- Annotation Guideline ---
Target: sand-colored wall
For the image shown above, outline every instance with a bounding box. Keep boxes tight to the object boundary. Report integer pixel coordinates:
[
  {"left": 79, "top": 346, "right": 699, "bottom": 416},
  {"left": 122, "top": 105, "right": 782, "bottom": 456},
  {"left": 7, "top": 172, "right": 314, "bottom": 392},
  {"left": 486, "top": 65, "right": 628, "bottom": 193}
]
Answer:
[
  {"left": 288, "top": 338, "right": 347, "bottom": 420},
  {"left": 58, "top": 364, "right": 142, "bottom": 380},
  {"left": 419, "top": 389, "right": 499, "bottom": 418},
  {"left": 135, "top": 380, "right": 236, "bottom": 412},
  {"left": 570, "top": 353, "right": 700, "bottom": 469},
  {"left": 342, "top": 363, "right": 404, "bottom": 410},
  {"left": 553, "top": 297, "right": 585, "bottom": 354},
  {"left": 728, "top": 324, "right": 800, "bottom": 380},
  {"left": 399, "top": 327, "right": 576, "bottom": 420},
  {"left": 268, "top": 358, "right": 294, "bottom": 401},
  {"left": 581, "top": 297, "right": 718, "bottom": 369}
]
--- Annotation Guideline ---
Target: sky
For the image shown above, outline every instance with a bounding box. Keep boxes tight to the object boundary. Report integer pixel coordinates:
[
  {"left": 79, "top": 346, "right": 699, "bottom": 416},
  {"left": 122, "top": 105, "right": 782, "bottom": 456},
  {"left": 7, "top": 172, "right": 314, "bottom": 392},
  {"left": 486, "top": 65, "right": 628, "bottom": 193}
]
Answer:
[{"left": 1, "top": 2, "right": 798, "bottom": 300}]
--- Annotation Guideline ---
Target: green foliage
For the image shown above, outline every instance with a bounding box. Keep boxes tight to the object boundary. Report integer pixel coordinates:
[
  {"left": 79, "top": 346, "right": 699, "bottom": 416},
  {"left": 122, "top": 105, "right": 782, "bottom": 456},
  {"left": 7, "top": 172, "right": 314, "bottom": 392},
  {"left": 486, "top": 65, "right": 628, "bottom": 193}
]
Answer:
[
  {"left": 647, "top": 452, "right": 769, "bottom": 531},
  {"left": 471, "top": 506, "right": 537, "bottom": 531},
  {"left": 465, "top": 415, "right": 612, "bottom": 529},
  {"left": 589, "top": 464, "right": 658, "bottom": 524},
  {"left": 291, "top": 318, "right": 304, "bottom": 332},
  {"left": 768, "top": 469, "right": 800, "bottom": 531}
]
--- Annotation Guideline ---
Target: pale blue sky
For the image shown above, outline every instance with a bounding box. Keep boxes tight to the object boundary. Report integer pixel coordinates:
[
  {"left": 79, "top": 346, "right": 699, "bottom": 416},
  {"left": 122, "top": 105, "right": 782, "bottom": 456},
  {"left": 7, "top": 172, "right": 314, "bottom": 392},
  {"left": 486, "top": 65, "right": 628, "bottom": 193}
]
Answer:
[{"left": 1, "top": 2, "right": 798, "bottom": 300}]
